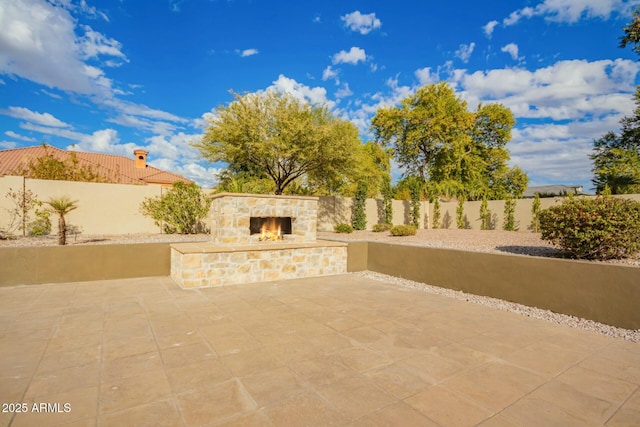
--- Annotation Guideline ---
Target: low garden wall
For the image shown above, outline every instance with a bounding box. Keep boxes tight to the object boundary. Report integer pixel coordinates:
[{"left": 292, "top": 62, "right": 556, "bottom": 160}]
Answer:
[
  {"left": 0, "top": 243, "right": 171, "bottom": 286},
  {"left": 352, "top": 242, "right": 640, "bottom": 330},
  {"left": 1, "top": 240, "right": 638, "bottom": 330}
]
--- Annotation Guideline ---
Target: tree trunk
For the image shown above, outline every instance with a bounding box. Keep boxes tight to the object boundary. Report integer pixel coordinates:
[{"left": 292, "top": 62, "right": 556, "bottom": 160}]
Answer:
[{"left": 58, "top": 215, "right": 66, "bottom": 245}]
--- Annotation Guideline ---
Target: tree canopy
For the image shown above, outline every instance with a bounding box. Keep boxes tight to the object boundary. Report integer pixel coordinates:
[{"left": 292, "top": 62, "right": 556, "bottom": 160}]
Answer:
[
  {"left": 371, "top": 82, "right": 527, "bottom": 200},
  {"left": 12, "top": 144, "right": 107, "bottom": 183},
  {"left": 590, "top": 8, "right": 640, "bottom": 194},
  {"left": 591, "top": 89, "right": 640, "bottom": 194},
  {"left": 196, "top": 91, "right": 365, "bottom": 195}
]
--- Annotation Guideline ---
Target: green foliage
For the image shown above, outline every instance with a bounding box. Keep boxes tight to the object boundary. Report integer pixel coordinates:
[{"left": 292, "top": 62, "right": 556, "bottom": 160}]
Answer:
[
  {"left": 530, "top": 193, "right": 542, "bottom": 232},
  {"left": 216, "top": 171, "right": 275, "bottom": 194},
  {"left": 352, "top": 181, "right": 368, "bottom": 230},
  {"left": 46, "top": 195, "right": 78, "bottom": 245},
  {"left": 13, "top": 144, "right": 107, "bottom": 183},
  {"left": 140, "top": 182, "right": 211, "bottom": 234},
  {"left": 479, "top": 197, "right": 492, "bottom": 230},
  {"left": 390, "top": 224, "right": 417, "bottom": 236},
  {"left": 29, "top": 207, "right": 51, "bottom": 236},
  {"left": 334, "top": 223, "right": 354, "bottom": 233},
  {"left": 371, "top": 82, "right": 527, "bottom": 200},
  {"left": 591, "top": 128, "right": 640, "bottom": 194},
  {"left": 196, "top": 91, "right": 364, "bottom": 195},
  {"left": 502, "top": 196, "right": 517, "bottom": 231},
  {"left": 381, "top": 178, "right": 393, "bottom": 224},
  {"left": 620, "top": 6, "right": 640, "bottom": 56},
  {"left": 456, "top": 197, "right": 466, "bottom": 229},
  {"left": 432, "top": 198, "right": 441, "bottom": 229},
  {"left": 372, "top": 223, "right": 392, "bottom": 232},
  {"left": 539, "top": 196, "right": 640, "bottom": 260}
]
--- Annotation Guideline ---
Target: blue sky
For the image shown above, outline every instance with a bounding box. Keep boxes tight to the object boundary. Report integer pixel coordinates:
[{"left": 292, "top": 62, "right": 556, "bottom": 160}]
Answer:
[{"left": 1, "top": 0, "right": 639, "bottom": 191}]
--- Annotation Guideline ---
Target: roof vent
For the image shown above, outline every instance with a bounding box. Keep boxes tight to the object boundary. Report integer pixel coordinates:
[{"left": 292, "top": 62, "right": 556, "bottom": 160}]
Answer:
[{"left": 133, "top": 149, "right": 148, "bottom": 169}]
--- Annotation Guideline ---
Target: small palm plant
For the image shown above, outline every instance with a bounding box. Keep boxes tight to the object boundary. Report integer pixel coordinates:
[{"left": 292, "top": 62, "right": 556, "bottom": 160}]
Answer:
[{"left": 46, "top": 196, "right": 78, "bottom": 245}]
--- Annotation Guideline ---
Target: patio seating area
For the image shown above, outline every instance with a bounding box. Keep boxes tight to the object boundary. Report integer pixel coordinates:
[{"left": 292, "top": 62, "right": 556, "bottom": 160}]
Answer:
[{"left": 1, "top": 274, "right": 639, "bottom": 426}]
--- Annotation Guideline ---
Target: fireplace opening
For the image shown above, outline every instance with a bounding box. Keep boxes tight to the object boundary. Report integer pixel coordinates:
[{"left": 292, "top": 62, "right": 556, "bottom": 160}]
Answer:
[{"left": 250, "top": 217, "right": 292, "bottom": 241}]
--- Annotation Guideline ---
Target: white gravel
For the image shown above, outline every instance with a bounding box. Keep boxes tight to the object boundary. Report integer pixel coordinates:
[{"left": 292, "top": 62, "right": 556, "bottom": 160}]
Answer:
[
  {"left": 318, "top": 229, "right": 640, "bottom": 267},
  {"left": 0, "top": 233, "right": 211, "bottom": 247},
  {"left": 356, "top": 270, "right": 640, "bottom": 343}
]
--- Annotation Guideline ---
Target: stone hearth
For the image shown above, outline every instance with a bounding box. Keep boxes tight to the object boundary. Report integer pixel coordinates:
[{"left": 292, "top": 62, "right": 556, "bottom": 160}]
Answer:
[{"left": 170, "top": 193, "right": 347, "bottom": 288}]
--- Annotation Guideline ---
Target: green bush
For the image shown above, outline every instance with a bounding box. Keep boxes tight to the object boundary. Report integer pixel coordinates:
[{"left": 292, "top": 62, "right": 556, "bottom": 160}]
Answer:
[
  {"left": 372, "top": 223, "right": 392, "bottom": 232},
  {"left": 530, "top": 192, "right": 541, "bottom": 232},
  {"left": 334, "top": 223, "right": 354, "bottom": 233},
  {"left": 140, "top": 182, "right": 211, "bottom": 234},
  {"left": 539, "top": 196, "right": 640, "bottom": 260},
  {"left": 390, "top": 224, "right": 417, "bottom": 236},
  {"left": 28, "top": 207, "right": 51, "bottom": 236},
  {"left": 432, "top": 198, "right": 441, "bottom": 229},
  {"left": 352, "top": 181, "right": 367, "bottom": 230},
  {"left": 502, "top": 197, "right": 517, "bottom": 231}
]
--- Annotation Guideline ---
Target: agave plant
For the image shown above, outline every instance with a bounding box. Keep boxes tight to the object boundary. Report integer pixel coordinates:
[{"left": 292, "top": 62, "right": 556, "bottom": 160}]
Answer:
[{"left": 46, "top": 196, "right": 78, "bottom": 245}]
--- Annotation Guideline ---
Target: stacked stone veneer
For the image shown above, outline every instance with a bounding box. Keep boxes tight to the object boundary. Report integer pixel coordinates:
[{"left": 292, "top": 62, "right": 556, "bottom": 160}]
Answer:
[
  {"left": 170, "top": 193, "right": 347, "bottom": 288},
  {"left": 210, "top": 193, "right": 317, "bottom": 244},
  {"left": 170, "top": 241, "right": 347, "bottom": 288}
]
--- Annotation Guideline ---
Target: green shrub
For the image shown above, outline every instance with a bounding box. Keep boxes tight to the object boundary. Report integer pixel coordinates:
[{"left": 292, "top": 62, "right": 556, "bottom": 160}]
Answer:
[
  {"left": 372, "top": 223, "right": 392, "bottom": 232},
  {"left": 352, "top": 181, "right": 367, "bottom": 230},
  {"left": 140, "top": 182, "right": 211, "bottom": 234},
  {"left": 456, "top": 197, "right": 466, "bottom": 229},
  {"left": 479, "top": 197, "right": 492, "bottom": 230},
  {"left": 502, "top": 197, "right": 517, "bottom": 231},
  {"left": 390, "top": 224, "right": 417, "bottom": 236},
  {"left": 28, "top": 207, "right": 51, "bottom": 236},
  {"left": 539, "top": 196, "right": 640, "bottom": 260},
  {"left": 530, "top": 193, "right": 541, "bottom": 232},
  {"left": 334, "top": 223, "right": 354, "bottom": 233},
  {"left": 432, "top": 198, "right": 441, "bottom": 229}
]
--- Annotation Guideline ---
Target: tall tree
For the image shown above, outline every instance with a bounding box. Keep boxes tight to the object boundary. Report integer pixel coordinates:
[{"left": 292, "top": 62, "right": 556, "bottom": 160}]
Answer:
[
  {"left": 371, "top": 82, "right": 527, "bottom": 200},
  {"left": 196, "top": 91, "right": 362, "bottom": 195},
  {"left": 12, "top": 144, "right": 107, "bottom": 183},
  {"left": 590, "top": 9, "right": 640, "bottom": 194}
]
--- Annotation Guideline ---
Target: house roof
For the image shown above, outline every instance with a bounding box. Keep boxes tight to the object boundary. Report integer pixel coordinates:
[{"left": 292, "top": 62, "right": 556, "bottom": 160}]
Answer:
[{"left": 0, "top": 145, "right": 192, "bottom": 185}]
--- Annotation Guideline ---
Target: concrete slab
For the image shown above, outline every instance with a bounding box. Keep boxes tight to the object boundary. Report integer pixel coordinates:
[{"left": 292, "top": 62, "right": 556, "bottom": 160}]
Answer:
[{"left": 0, "top": 274, "right": 638, "bottom": 426}]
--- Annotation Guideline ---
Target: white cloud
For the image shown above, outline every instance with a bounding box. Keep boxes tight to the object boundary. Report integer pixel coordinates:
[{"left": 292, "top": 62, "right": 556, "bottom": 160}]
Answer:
[
  {"left": 268, "top": 74, "right": 335, "bottom": 109},
  {"left": 335, "top": 83, "right": 353, "bottom": 99},
  {"left": 0, "top": 141, "right": 17, "bottom": 149},
  {"left": 78, "top": 26, "right": 127, "bottom": 64},
  {"left": 483, "top": 20, "right": 499, "bottom": 37},
  {"left": 415, "top": 67, "right": 439, "bottom": 85},
  {"left": 240, "top": 48, "right": 259, "bottom": 57},
  {"left": 0, "top": 106, "right": 70, "bottom": 127},
  {"left": 503, "top": 0, "right": 631, "bottom": 26},
  {"left": 501, "top": 43, "right": 520, "bottom": 60},
  {"left": 455, "top": 43, "right": 475, "bottom": 63},
  {"left": 5, "top": 130, "right": 36, "bottom": 142},
  {"left": 322, "top": 66, "right": 339, "bottom": 83},
  {"left": 332, "top": 47, "right": 367, "bottom": 65},
  {"left": 341, "top": 11, "right": 382, "bottom": 35}
]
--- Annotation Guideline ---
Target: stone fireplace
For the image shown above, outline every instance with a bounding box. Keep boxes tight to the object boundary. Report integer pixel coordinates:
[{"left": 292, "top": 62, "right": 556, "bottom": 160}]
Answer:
[{"left": 170, "top": 193, "right": 347, "bottom": 288}]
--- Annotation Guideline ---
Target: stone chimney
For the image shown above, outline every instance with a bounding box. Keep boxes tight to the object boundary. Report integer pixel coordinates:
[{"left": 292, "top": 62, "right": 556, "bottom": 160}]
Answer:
[{"left": 134, "top": 149, "right": 148, "bottom": 168}]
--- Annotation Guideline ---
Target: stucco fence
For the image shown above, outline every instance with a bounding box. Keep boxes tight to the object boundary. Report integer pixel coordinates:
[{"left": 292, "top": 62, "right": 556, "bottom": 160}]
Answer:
[
  {"left": 1, "top": 241, "right": 639, "bottom": 330},
  {"left": 2, "top": 175, "right": 640, "bottom": 235}
]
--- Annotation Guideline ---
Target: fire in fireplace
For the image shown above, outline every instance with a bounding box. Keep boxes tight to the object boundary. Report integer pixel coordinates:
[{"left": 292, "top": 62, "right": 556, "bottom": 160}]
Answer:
[{"left": 250, "top": 217, "right": 292, "bottom": 242}]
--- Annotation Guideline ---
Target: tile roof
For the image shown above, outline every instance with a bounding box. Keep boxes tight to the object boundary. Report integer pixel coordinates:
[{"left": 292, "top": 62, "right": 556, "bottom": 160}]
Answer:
[{"left": 0, "top": 145, "right": 192, "bottom": 185}]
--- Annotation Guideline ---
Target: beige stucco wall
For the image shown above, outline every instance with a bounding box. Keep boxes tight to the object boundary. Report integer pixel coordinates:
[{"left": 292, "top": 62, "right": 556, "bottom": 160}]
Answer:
[
  {"left": 317, "top": 196, "right": 428, "bottom": 231},
  {"left": 365, "top": 241, "right": 640, "bottom": 330},
  {"left": 0, "top": 176, "right": 163, "bottom": 235},
  {"left": 432, "top": 194, "right": 640, "bottom": 231}
]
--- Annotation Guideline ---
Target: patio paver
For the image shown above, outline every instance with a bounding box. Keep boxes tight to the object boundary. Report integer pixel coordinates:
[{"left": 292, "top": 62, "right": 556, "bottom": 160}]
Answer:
[{"left": 1, "top": 273, "right": 639, "bottom": 426}]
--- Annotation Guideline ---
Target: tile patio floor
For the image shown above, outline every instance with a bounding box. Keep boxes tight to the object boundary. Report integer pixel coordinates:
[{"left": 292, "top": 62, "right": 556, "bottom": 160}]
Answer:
[{"left": 0, "top": 273, "right": 639, "bottom": 426}]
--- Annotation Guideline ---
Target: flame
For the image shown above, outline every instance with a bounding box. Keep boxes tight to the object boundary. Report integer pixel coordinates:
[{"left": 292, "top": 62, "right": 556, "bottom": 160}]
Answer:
[{"left": 259, "top": 218, "right": 282, "bottom": 242}]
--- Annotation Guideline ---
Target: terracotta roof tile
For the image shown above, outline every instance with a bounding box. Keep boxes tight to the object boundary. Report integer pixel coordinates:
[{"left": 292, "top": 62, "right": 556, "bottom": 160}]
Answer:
[{"left": 0, "top": 145, "right": 192, "bottom": 185}]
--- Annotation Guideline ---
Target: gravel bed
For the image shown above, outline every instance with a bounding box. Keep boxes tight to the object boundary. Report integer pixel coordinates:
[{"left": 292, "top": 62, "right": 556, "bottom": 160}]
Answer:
[
  {"left": 318, "top": 229, "right": 640, "bottom": 267},
  {"left": 357, "top": 270, "right": 640, "bottom": 343}
]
